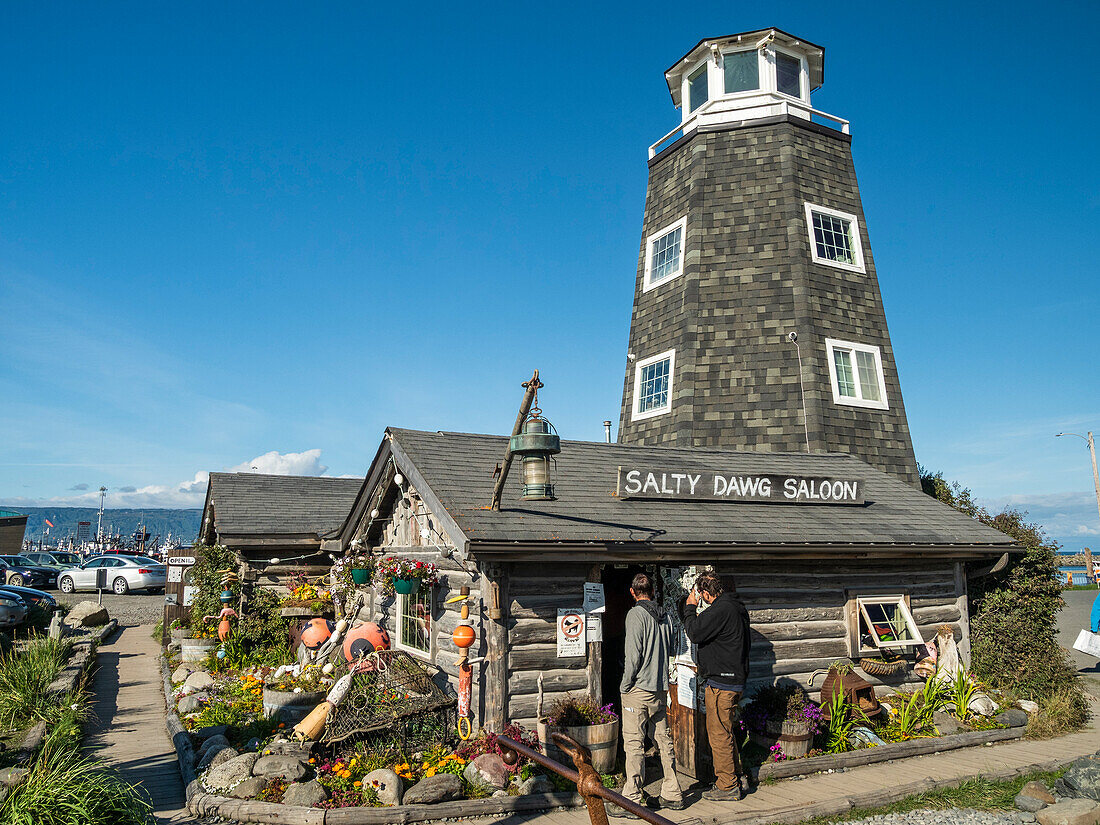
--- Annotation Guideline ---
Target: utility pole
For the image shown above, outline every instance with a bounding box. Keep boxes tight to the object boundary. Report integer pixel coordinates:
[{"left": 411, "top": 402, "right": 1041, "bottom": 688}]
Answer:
[
  {"left": 96, "top": 486, "right": 107, "bottom": 545},
  {"left": 1055, "top": 431, "right": 1100, "bottom": 541}
]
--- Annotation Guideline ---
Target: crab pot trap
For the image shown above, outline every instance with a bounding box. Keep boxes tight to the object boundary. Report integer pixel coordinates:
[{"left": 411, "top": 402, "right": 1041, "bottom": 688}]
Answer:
[{"left": 322, "top": 649, "right": 457, "bottom": 752}]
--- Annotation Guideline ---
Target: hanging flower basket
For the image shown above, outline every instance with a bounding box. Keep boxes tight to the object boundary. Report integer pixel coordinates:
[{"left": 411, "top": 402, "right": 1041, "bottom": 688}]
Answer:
[
  {"left": 351, "top": 568, "right": 371, "bottom": 586},
  {"left": 393, "top": 576, "right": 419, "bottom": 595},
  {"left": 376, "top": 556, "right": 439, "bottom": 596}
]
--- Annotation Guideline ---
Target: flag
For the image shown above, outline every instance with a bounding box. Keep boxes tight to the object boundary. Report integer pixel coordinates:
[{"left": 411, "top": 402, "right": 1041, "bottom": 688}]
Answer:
[{"left": 44, "top": 518, "right": 54, "bottom": 528}]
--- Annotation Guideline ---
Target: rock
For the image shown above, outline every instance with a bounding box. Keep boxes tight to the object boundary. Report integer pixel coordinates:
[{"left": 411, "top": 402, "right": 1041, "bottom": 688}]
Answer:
[
  {"left": 492, "top": 789, "right": 508, "bottom": 798},
  {"left": 403, "top": 773, "right": 463, "bottom": 805},
  {"left": 1020, "top": 816, "right": 1037, "bottom": 824},
  {"left": 1020, "top": 699, "right": 1040, "bottom": 714},
  {"left": 205, "top": 753, "right": 259, "bottom": 791},
  {"left": 171, "top": 664, "right": 196, "bottom": 683},
  {"left": 261, "top": 738, "right": 312, "bottom": 760},
  {"left": 184, "top": 671, "right": 215, "bottom": 691},
  {"left": 252, "top": 754, "right": 309, "bottom": 782},
  {"left": 228, "top": 776, "right": 267, "bottom": 799},
  {"left": 932, "top": 710, "right": 966, "bottom": 736},
  {"left": 198, "top": 746, "right": 238, "bottom": 772},
  {"left": 1064, "top": 756, "right": 1100, "bottom": 801},
  {"left": 969, "top": 692, "right": 999, "bottom": 717},
  {"left": 177, "top": 695, "right": 202, "bottom": 714},
  {"left": 364, "top": 768, "right": 404, "bottom": 806},
  {"left": 997, "top": 709, "right": 1030, "bottom": 728},
  {"left": 63, "top": 601, "right": 109, "bottom": 628},
  {"left": 463, "top": 753, "right": 510, "bottom": 790},
  {"left": 194, "top": 725, "right": 228, "bottom": 742},
  {"left": 282, "top": 779, "right": 328, "bottom": 808},
  {"left": 518, "top": 775, "right": 553, "bottom": 795},
  {"left": 20, "top": 721, "right": 47, "bottom": 754},
  {"left": 1036, "top": 798, "right": 1100, "bottom": 825},
  {"left": 1023, "top": 782, "right": 1058, "bottom": 805},
  {"left": 196, "top": 734, "right": 231, "bottom": 761},
  {"left": 0, "top": 767, "right": 29, "bottom": 788},
  {"left": 1017, "top": 794, "right": 1050, "bottom": 813},
  {"left": 245, "top": 737, "right": 262, "bottom": 752}
]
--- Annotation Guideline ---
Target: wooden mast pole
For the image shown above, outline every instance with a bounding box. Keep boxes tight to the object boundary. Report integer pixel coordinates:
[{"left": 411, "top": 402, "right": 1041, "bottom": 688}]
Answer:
[{"left": 490, "top": 370, "right": 542, "bottom": 511}]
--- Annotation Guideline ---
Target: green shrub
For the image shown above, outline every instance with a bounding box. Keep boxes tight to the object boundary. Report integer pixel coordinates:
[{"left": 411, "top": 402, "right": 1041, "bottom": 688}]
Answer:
[{"left": 0, "top": 635, "right": 72, "bottom": 728}]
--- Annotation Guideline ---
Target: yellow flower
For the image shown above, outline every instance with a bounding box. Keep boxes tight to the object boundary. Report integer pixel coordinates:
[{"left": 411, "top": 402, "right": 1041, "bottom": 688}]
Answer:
[{"left": 426, "top": 768, "right": 436, "bottom": 777}]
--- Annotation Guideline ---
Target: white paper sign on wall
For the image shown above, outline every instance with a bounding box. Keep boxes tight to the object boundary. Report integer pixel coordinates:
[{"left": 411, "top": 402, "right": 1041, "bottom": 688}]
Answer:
[
  {"left": 182, "top": 586, "right": 197, "bottom": 607},
  {"left": 583, "top": 583, "right": 605, "bottom": 613},
  {"left": 586, "top": 613, "right": 603, "bottom": 642},
  {"left": 557, "top": 608, "right": 585, "bottom": 657},
  {"left": 676, "top": 663, "right": 699, "bottom": 710}
]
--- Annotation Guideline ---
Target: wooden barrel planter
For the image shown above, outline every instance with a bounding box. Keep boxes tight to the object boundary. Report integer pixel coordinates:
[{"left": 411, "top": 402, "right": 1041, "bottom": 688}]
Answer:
[
  {"left": 279, "top": 606, "right": 333, "bottom": 619},
  {"left": 262, "top": 687, "right": 327, "bottom": 725},
  {"left": 765, "top": 718, "right": 812, "bottom": 759},
  {"left": 180, "top": 638, "right": 218, "bottom": 663},
  {"left": 537, "top": 719, "right": 620, "bottom": 774}
]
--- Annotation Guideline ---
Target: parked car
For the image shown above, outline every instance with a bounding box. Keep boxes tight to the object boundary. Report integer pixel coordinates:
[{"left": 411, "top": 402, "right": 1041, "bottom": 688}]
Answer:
[
  {"left": 0, "top": 555, "right": 58, "bottom": 589},
  {"left": 0, "top": 591, "right": 26, "bottom": 629},
  {"left": 57, "top": 555, "right": 167, "bottom": 595},
  {"left": 0, "top": 583, "right": 58, "bottom": 613},
  {"left": 23, "top": 551, "right": 82, "bottom": 571}
]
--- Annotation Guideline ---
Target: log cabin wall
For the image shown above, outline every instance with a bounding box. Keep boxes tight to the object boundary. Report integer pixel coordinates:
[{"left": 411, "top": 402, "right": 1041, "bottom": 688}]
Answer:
[
  {"left": 504, "top": 561, "right": 593, "bottom": 729},
  {"left": 713, "top": 558, "right": 965, "bottom": 695}
]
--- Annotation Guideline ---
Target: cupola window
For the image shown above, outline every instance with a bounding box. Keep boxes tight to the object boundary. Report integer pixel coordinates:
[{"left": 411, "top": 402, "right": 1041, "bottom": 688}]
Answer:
[
  {"left": 804, "top": 203, "right": 866, "bottom": 273},
  {"left": 723, "top": 50, "right": 759, "bottom": 94},
  {"left": 688, "top": 64, "right": 709, "bottom": 112},
  {"left": 776, "top": 51, "right": 802, "bottom": 97},
  {"left": 826, "top": 339, "right": 889, "bottom": 410},
  {"left": 632, "top": 349, "right": 676, "bottom": 420},
  {"left": 643, "top": 217, "right": 687, "bottom": 291}
]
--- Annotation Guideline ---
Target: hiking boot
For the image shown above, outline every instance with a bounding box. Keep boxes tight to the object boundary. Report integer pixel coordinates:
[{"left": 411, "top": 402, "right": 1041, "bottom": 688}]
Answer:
[
  {"left": 607, "top": 804, "right": 636, "bottom": 818},
  {"left": 702, "top": 784, "right": 744, "bottom": 802},
  {"left": 659, "top": 797, "right": 686, "bottom": 810}
]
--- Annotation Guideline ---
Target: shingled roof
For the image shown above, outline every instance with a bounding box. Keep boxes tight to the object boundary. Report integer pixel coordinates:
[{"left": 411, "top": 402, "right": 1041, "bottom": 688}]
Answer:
[
  {"left": 204, "top": 472, "right": 363, "bottom": 538},
  {"left": 381, "top": 428, "right": 1014, "bottom": 554}
]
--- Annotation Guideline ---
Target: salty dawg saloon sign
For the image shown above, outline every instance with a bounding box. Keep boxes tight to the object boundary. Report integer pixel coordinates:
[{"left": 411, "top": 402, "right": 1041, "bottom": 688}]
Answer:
[{"left": 617, "top": 467, "right": 865, "bottom": 505}]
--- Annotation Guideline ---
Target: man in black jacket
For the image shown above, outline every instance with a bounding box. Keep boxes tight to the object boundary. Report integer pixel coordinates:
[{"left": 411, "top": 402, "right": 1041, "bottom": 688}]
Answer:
[{"left": 682, "top": 572, "right": 750, "bottom": 801}]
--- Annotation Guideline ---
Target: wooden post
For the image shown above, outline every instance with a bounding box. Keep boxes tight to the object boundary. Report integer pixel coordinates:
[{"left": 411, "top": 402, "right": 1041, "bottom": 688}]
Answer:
[
  {"left": 490, "top": 371, "right": 542, "bottom": 511},
  {"left": 484, "top": 562, "right": 510, "bottom": 732},
  {"left": 1086, "top": 547, "right": 1095, "bottom": 584},
  {"left": 586, "top": 563, "right": 603, "bottom": 707},
  {"left": 953, "top": 562, "right": 971, "bottom": 667}
]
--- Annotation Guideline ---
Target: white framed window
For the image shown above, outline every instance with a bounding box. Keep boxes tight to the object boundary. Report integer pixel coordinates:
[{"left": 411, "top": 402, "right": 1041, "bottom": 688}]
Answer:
[
  {"left": 774, "top": 49, "right": 803, "bottom": 98},
  {"left": 856, "top": 595, "right": 923, "bottom": 653},
  {"left": 722, "top": 49, "right": 760, "bottom": 94},
  {"left": 804, "top": 203, "right": 865, "bottom": 273},
  {"left": 687, "top": 63, "right": 709, "bottom": 112},
  {"left": 825, "top": 338, "right": 889, "bottom": 410},
  {"left": 631, "top": 349, "right": 676, "bottom": 421},
  {"left": 397, "top": 586, "right": 433, "bottom": 656},
  {"left": 643, "top": 217, "right": 687, "bottom": 291}
]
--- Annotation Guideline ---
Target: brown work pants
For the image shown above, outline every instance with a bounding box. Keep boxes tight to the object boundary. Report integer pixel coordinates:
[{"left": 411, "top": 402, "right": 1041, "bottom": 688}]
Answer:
[
  {"left": 621, "top": 688, "right": 682, "bottom": 804},
  {"left": 704, "top": 685, "right": 744, "bottom": 792}
]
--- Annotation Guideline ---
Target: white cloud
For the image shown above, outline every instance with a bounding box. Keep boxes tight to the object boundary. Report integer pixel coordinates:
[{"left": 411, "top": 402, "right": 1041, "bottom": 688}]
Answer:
[
  {"left": 977, "top": 491, "right": 1100, "bottom": 540},
  {"left": 1, "top": 449, "right": 334, "bottom": 509}
]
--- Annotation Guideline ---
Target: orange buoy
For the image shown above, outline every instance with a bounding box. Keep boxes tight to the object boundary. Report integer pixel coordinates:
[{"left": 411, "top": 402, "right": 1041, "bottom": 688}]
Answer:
[
  {"left": 343, "top": 622, "right": 391, "bottom": 664},
  {"left": 452, "top": 624, "right": 476, "bottom": 649},
  {"left": 300, "top": 618, "right": 334, "bottom": 650}
]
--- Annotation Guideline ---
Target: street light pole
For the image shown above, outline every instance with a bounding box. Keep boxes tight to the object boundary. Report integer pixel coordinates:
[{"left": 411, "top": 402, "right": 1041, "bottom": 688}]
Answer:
[{"left": 1055, "top": 430, "right": 1100, "bottom": 538}]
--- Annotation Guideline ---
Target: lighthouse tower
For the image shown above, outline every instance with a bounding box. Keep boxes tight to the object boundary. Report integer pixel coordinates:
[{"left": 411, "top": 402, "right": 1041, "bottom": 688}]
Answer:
[{"left": 617, "top": 28, "right": 919, "bottom": 485}]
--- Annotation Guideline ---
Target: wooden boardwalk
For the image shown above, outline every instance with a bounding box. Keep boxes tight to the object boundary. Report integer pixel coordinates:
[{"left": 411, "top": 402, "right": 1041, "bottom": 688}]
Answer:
[{"left": 85, "top": 623, "right": 193, "bottom": 824}]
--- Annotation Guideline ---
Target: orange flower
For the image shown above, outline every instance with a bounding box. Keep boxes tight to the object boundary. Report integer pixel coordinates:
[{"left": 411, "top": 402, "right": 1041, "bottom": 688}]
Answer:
[
  {"left": 354, "top": 781, "right": 362, "bottom": 788},
  {"left": 277, "top": 723, "right": 285, "bottom": 728}
]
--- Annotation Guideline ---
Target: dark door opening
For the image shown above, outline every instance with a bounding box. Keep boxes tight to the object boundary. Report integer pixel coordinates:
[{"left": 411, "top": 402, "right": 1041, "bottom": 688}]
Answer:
[{"left": 600, "top": 564, "right": 658, "bottom": 713}]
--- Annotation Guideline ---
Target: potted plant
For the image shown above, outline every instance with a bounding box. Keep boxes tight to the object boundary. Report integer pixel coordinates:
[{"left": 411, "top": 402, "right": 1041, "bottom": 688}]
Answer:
[
  {"left": 263, "top": 666, "right": 333, "bottom": 725},
  {"left": 377, "top": 556, "right": 439, "bottom": 596},
  {"left": 765, "top": 691, "right": 824, "bottom": 759},
  {"left": 348, "top": 552, "right": 373, "bottom": 586},
  {"left": 537, "top": 694, "right": 620, "bottom": 774},
  {"left": 279, "top": 573, "right": 335, "bottom": 618},
  {"left": 180, "top": 623, "right": 220, "bottom": 662}
]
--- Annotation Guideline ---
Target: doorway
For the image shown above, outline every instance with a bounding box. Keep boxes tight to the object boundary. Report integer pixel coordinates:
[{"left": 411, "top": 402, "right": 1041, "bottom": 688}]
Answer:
[{"left": 600, "top": 564, "right": 658, "bottom": 712}]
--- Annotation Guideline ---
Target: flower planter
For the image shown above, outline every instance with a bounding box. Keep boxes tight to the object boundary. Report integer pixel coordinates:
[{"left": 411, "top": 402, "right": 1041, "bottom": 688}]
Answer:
[
  {"left": 180, "top": 638, "right": 218, "bottom": 663},
  {"left": 280, "top": 606, "right": 333, "bottom": 619},
  {"left": 351, "top": 568, "right": 371, "bottom": 586},
  {"left": 170, "top": 627, "right": 192, "bottom": 640},
  {"left": 537, "top": 718, "right": 620, "bottom": 774},
  {"left": 767, "top": 719, "right": 812, "bottom": 759},
  {"left": 262, "top": 687, "right": 328, "bottom": 725},
  {"left": 393, "top": 577, "right": 419, "bottom": 595}
]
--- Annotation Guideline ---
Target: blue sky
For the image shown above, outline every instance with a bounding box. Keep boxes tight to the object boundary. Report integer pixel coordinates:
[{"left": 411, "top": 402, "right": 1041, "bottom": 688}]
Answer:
[{"left": 1, "top": 1, "right": 1098, "bottom": 547}]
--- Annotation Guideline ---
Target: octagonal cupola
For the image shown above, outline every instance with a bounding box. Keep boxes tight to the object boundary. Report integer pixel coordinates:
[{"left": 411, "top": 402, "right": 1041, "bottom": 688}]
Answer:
[{"left": 654, "top": 28, "right": 845, "bottom": 157}]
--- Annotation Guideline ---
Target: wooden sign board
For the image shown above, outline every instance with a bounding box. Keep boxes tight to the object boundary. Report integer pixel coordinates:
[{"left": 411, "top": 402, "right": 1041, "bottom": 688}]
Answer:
[
  {"left": 617, "top": 467, "right": 864, "bottom": 505},
  {"left": 162, "top": 550, "right": 199, "bottom": 645}
]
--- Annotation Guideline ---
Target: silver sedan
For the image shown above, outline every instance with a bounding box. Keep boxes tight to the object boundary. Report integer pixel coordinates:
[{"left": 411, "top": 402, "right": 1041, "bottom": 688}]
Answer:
[{"left": 57, "top": 555, "right": 167, "bottom": 596}]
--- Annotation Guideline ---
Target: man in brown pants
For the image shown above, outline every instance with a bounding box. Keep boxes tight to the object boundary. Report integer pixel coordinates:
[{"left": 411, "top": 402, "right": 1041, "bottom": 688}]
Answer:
[{"left": 682, "top": 572, "right": 751, "bottom": 801}]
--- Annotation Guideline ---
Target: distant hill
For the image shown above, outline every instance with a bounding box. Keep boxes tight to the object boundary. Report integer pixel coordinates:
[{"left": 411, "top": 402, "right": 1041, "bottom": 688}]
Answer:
[{"left": 15, "top": 508, "right": 201, "bottom": 545}]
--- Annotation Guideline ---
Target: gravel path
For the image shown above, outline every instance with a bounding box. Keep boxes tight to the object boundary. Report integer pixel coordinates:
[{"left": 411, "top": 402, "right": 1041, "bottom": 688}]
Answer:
[{"left": 845, "top": 810, "right": 1033, "bottom": 825}]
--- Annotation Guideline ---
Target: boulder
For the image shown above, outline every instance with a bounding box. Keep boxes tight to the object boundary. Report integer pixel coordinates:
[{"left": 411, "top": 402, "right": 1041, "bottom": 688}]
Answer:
[
  {"left": 1036, "top": 799, "right": 1100, "bottom": 825},
  {"left": 1017, "top": 794, "right": 1050, "bottom": 813},
  {"left": 261, "top": 738, "right": 312, "bottom": 760},
  {"left": 518, "top": 775, "right": 553, "bottom": 795},
  {"left": 968, "top": 693, "right": 999, "bottom": 717},
  {"left": 403, "top": 773, "right": 463, "bottom": 805},
  {"left": 184, "top": 671, "right": 215, "bottom": 691},
  {"left": 171, "top": 664, "right": 196, "bottom": 683},
  {"left": 20, "top": 721, "right": 47, "bottom": 753},
  {"left": 1022, "top": 782, "right": 1057, "bottom": 805},
  {"left": 63, "top": 601, "right": 109, "bottom": 628},
  {"left": 1019, "top": 699, "right": 1040, "bottom": 714},
  {"left": 282, "top": 779, "right": 328, "bottom": 808},
  {"left": 364, "top": 768, "right": 404, "bottom": 806},
  {"left": 932, "top": 711, "right": 965, "bottom": 736},
  {"left": 205, "top": 753, "right": 259, "bottom": 791},
  {"left": 196, "top": 734, "right": 231, "bottom": 761},
  {"left": 198, "top": 745, "right": 238, "bottom": 772},
  {"left": 177, "top": 695, "right": 202, "bottom": 714},
  {"left": 996, "top": 708, "right": 1029, "bottom": 728},
  {"left": 252, "top": 754, "right": 309, "bottom": 782},
  {"left": 493, "top": 789, "right": 509, "bottom": 798},
  {"left": 0, "top": 767, "right": 29, "bottom": 788},
  {"left": 194, "top": 725, "right": 228, "bottom": 742},
  {"left": 228, "top": 776, "right": 267, "bottom": 799},
  {"left": 1063, "top": 756, "right": 1100, "bottom": 802},
  {"left": 463, "top": 753, "right": 510, "bottom": 790}
]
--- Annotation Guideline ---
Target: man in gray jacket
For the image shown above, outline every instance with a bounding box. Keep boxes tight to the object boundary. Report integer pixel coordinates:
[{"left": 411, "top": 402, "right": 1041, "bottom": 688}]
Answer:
[{"left": 613, "top": 572, "right": 683, "bottom": 817}]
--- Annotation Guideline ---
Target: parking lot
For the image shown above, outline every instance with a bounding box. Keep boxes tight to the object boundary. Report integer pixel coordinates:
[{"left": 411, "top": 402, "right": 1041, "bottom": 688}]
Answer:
[{"left": 61, "top": 591, "right": 165, "bottom": 627}]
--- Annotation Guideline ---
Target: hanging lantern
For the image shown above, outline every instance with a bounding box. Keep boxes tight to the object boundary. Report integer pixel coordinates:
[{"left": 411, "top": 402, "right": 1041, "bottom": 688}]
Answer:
[{"left": 509, "top": 415, "right": 561, "bottom": 500}]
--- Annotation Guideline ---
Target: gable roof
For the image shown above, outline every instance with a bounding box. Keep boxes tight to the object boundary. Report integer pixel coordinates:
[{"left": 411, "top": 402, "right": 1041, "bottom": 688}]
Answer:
[
  {"left": 202, "top": 472, "right": 363, "bottom": 539},
  {"left": 378, "top": 428, "right": 1014, "bottom": 555}
]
